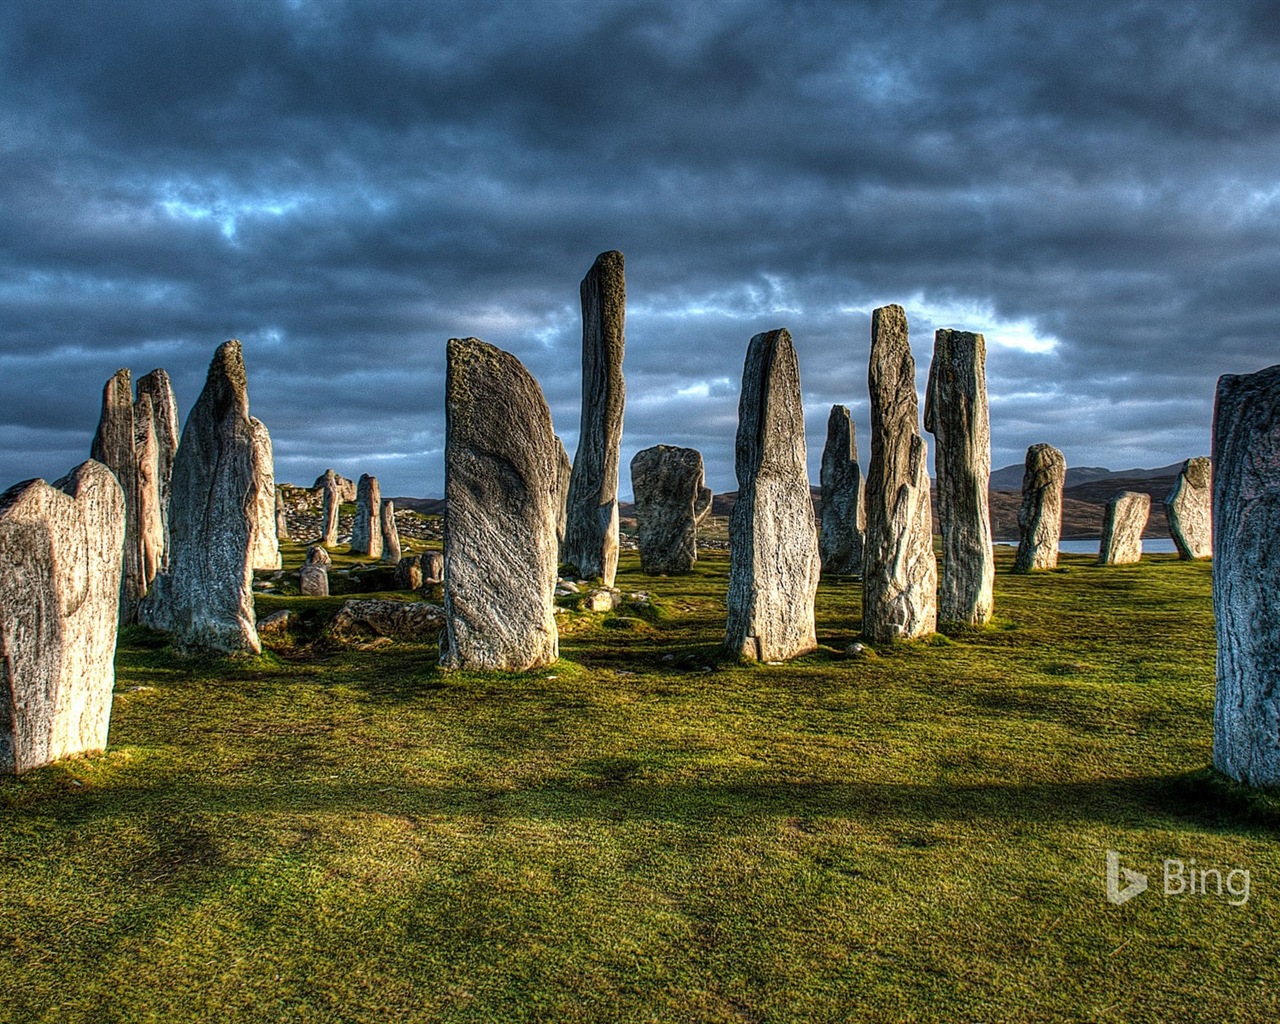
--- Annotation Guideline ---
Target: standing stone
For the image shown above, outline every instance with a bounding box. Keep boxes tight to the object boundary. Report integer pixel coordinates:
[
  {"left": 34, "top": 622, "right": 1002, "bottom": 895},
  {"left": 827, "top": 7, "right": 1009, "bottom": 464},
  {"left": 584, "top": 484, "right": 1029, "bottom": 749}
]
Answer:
[
  {"left": 0, "top": 461, "right": 125, "bottom": 774},
  {"left": 1166, "top": 457, "right": 1212, "bottom": 559},
  {"left": 133, "top": 392, "right": 165, "bottom": 594},
  {"left": 140, "top": 340, "right": 261, "bottom": 654},
  {"left": 421, "top": 549, "right": 444, "bottom": 584},
  {"left": 1212, "top": 364, "right": 1280, "bottom": 787},
  {"left": 1098, "top": 491, "right": 1150, "bottom": 565},
  {"left": 440, "top": 337, "right": 559, "bottom": 671},
  {"left": 320, "top": 469, "right": 341, "bottom": 547},
  {"left": 395, "top": 555, "right": 424, "bottom": 591},
  {"left": 630, "top": 445, "right": 708, "bottom": 574},
  {"left": 299, "top": 563, "right": 329, "bottom": 596},
  {"left": 313, "top": 471, "right": 356, "bottom": 503},
  {"left": 562, "top": 250, "right": 626, "bottom": 586},
  {"left": 862, "top": 306, "right": 937, "bottom": 642},
  {"left": 554, "top": 435, "right": 572, "bottom": 553},
  {"left": 724, "top": 329, "right": 820, "bottom": 661},
  {"left": 136, "top": 369, "right": 179, "bottom": 572},
  {"left": 924, "top": 329, "right": 994, "bottom": 624},
  {"left": 1013, "top": 444, "right": 1066, "bottom": 572},
  {"left": 380, "top": 500, "right": 401, "bottom": 563},
  {"left": 305, "top": 544, "right": 332, "bottom": 569},
  {"left": 275, "top": 489, "right": 290, "bottom": 542},
  {"left": 91, "top": 368, "right": 142, "bottom": 622},
  {"left": 248, "top": 418, "right": 281, "bottom": 571},
  {"left": 350, "top": 474, "right": 383, "bottom": 558},
  {"left": 818, "top": 405, "right": 865, "bottom": 577}
]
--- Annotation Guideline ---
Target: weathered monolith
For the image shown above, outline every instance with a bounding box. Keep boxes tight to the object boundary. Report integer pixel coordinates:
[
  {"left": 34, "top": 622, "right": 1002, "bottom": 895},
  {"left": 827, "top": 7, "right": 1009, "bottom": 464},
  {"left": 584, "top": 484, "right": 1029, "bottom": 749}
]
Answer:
[
  {"left": 91, "top": 368, "right": 141, "bottom": 622},
  {"left": 1212, "top": 364, "right": 1280, "bottom": 787},
  {"left": 350, "top": 474, "right": 383, "bottom": 558},
  {"left": 924, "top": 329, "right": 994, "bottom": 624},
  {"left": 631, "top": 445, "right": 708, "bottom": 574},
  {"left": 421, "top": 549, "right": 444, "bottom": 584},
  {"left": 0, "top": 461, "right": 126, "bottom": 774},
  {"left": 305, "top": 544, "right": 332, "bottom": 569},
  {"left": 862, "top": 306, "right": 936, "bottom": 642},
  {"left": 562, "top": 251, "right": 625, "bottom": 585},
  {"left": 1013, "top": 444, "right": 1066, "bottom": 572},
  {"left": 395, "top": 555, "right": 424, "bottom": 591},
  {"left": 818, "top": 405, "right": 865, "bottom": 576},
  {"left": 380, "top": 500, "right": 401, "bottom": 563},
  {"left": 554, "top": 435, "right": 572, "bottom": 553},
  {"left": 275, "top": 490, "right": 290, "bottom": 541},
  {"left": 1166, "top": 457, "right": 1212, "bottom": 559},
  {"left": 136, "top": 369, "right": 179, "bottom": 571},
  {"left": 248, "top": 419, "right": 281, "bottom": 571},
  {"left": 320, "top": 469, "right": 341, "bottom": 547},
  {"left": 1098, "top": 491, "right": 1150, "bottom": 565},
  {"left": 133, "top": 391, "right": 165, "bottom": 593},
  {"left": 140, "top": 340, "right": 261, "bottom": 654},
  {"left": 440, "top": 338, "right": 559, "bottom": 670},
  {"left": 313, "top": 470, "right": 356, "bottom": 503},
  {"left": 724, "top": 328, "right": 820, "bottom": 661},
  {"left": 299, "top": 563, "right": 329, "bottom": 596}
]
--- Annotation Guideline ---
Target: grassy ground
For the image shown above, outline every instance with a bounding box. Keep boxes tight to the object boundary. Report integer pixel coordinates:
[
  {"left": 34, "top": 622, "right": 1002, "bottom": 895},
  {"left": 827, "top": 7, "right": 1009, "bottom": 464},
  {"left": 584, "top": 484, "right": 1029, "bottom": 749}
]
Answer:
[{"left": 2, "top": 548, "right": 1277, "bottom": 1023}]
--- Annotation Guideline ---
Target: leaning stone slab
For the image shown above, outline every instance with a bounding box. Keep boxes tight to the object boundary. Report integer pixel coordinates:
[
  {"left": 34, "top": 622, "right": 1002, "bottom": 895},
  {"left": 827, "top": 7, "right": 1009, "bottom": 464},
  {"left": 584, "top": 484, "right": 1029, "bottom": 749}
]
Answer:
[
  {"left": 924, "top": 329, "right": 994, "bottom": 624},
  {"left": 248, "top": 418, "right": 281, "bottom": 571},
  {"left": 862, "top": 306, "right": 936, "bottom": 641},
  {"left": 350, "top": 474, "right": 383, "bottom": 558},
  {"left": 333, "top": 599, "right": 445, "bottom": 640},
  {"left": 1166, "top": 457, "right": 1212, "bottom": 559},
  {"left": 139, "top": 340, "right": 261, "bottom": 654},
  {"left": 440, "top": 338, "right": 559, "bottom": 670},
  {"left": 380, "top": 500, "right": 401, "bottom": 563},
  {"left": 1098, "top": 491, "right": 1150, "bottom": 565},
  {"left": 818, "top": 404, "right": 865, "bottom": 576},
  {"left": 631, "top": 445, "right": 708, "bottom": 574},
  {"left": 1013, "top": 444, "right": 1066, "bottom": 572},
  {"left": 1212, "top": 364, "right": 1280, "bottom": 787},
  {"left": 92, "top": 368, "right": 142, "bottom": 622},
  {"left": 562, "top": 251, "right": 626, "bottom": 586},
  {"left": 724, "top": 328, "right": 820, "bottom": 661},
  {"left": 0, "top": 461, "right": 125, "bottom": 774}
]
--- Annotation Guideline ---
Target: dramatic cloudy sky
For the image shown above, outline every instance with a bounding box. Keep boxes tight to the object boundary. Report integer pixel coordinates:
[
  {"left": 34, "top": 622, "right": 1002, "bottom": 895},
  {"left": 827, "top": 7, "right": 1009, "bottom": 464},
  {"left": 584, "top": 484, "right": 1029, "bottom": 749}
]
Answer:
[{"left": 3, "top": 0, "right": 1277, "bottom": 498}]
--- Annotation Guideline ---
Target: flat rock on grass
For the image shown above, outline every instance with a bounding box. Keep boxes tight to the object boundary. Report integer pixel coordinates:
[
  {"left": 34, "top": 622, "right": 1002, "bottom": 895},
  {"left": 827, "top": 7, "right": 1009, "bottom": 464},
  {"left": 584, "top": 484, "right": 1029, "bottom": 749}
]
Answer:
[{"left": 333, "top": 599, "right": 445, "bottom": 639}]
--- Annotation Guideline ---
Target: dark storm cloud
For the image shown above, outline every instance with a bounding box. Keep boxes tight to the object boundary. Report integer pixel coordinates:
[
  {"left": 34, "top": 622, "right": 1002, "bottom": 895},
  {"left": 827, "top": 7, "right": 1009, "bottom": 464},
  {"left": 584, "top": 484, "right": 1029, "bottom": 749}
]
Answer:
[{"left": 2, "top": 0, "right": 1277, "bottom": 496}]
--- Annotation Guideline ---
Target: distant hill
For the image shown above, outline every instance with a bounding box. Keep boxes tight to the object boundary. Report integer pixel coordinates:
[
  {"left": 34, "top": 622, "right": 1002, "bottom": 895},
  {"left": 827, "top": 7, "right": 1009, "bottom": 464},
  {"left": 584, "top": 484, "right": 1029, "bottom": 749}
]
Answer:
[{"left": 989, "top": 461, "right": 1186, "bottom": 491}]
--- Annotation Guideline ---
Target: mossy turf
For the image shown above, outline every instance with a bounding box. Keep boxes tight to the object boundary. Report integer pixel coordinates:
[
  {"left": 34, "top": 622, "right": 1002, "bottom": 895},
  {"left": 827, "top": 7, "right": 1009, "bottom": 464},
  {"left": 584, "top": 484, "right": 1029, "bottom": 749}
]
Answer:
[{"left": 2, "top": 549, "right": 1277, "bottom": 1023}]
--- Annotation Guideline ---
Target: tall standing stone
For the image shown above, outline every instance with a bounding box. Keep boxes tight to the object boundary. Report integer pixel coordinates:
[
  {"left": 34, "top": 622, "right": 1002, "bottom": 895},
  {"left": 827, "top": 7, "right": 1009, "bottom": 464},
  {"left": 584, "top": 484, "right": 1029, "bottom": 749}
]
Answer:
[
  {"left": 562, "top": 250, "right": 626, "bottom": 585},
  {"left": 1098, "top": 491, "right": 1150, "bottom": 565},
  {"left": 554, "top": 435, "right": 572, "bottom": 554},
  {"left": 0, "top": 461, "right": 126, "bottom": 774},
  {"left": 320, "top": 469, "right": 341, "bottom": 547},
  {"left": 1013, "top": 444, "right": 1066, "bottom": 572},
  {"left": 248, "top": 418, "right": 281, "bottom": 571},
  {"left": 140, "top": 340, "right": 261, "bottom": 654},
  {"left": 818, "top": 404, "right": 865, "bottom": 577},
  {"left": 440, "top": 338, "right": 559, "bottom": 671},
  {"left": 924, "top": 329, "right": 994, "bottom": 624},
  {"left": 275, "top": 490, "right": 290, "bottom": 542},
  {"left": 1212, "top": 364, "right": 1280, "bottom": 787},
  {"left": 1166, "top": 457, "right": 1212, "bottom": 559},
  {"left": 630, "top": 445, "right": 709, "bottom": 574},
  {"left": 136, "top": 369, "right": 179, "bottom": 572},
  {"left": 350, "top": 474, "right": 383, "bottom": 558},
  {"left": 724, "top": 329, "right": 820, "bottom": 661},
  {"left": 862, "top": 306, "right": 936, "bottom": 642},
  {"left": 91, "top": 368, "right": 141, "bottom": 622},
  {"left": 133, "top": 392, "right": 165, "bottom": 592},
  {"left": 380, "top": 500, "right": 401, "bottom": 563}
]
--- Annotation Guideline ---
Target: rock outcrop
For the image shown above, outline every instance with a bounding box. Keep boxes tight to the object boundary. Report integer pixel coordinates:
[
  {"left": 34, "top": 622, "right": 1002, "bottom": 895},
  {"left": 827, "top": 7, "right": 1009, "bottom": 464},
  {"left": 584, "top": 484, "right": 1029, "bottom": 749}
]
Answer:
[
  {"left": 724, "top": 328, "right": 820, "bottom": 661},
  {"left": 1166, "top": 456, "right": 1212, "bottom": 559},
  {"left": 248, "top": 418, "right": 281, "bottom": 571},
  {"left": 1098, "top": 491, "right": 1150, "bottom": 565},
  {"left": 350, "top": 474, "right": 383, "bottom": 558},
  {"left": 1013, "top": 444, "right": 1066, "bottom": 572},
  {"left": 631, "top": 445, "right": 709, "bottom": 574},
  {"left": 818, "top": 404, "right": 865, "bottom": 577},
  {"left": 440, "top": 338, "right": 559, "bottom": 670},
  {"left": 380, "top": 500, "right": 401, "bottom": 563},
  {"left": 91, "top": 368, "right": 142, "bottom": 622}
]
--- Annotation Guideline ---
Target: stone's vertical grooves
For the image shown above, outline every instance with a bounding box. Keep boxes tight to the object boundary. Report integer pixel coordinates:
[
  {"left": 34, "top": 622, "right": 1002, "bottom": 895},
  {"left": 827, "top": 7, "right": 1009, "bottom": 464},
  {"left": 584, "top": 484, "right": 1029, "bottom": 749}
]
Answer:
[
  {"left": 1098, "top": 491, "right": 1150, "bottom": 565},
  {"left": 136, "top": 369, "right": 179, "bottom": 572},
  {"left": 862, "top": 305, "right": 936, "bottom": 642},
  {"left": 1166, "top": 457, "right": 1212, "bottom": 559},
  {"left": 724, "top": 329, "right": 820, "bottom": 661},
  {"left": 1013, "top": 444, "right": 1066, "bottom": 572},
  {"left": 0, "top": 461, "right": 125, "bottom": 774},
  {"left": 351, "top": 474, "right": 383, "bottom": 558},
  {"left": 1212, "top": 364, "right": 1280, "bottom": 787},
  {"left": 924, "top": 330, "right": 994, "bottom": 624},
  {"left": 563, "top": 250, "right": 625, "bottom": 585},
  {"left": 248, "top": 418, "right": 282, "bottom": 570},
  {"left": 139, "top": 340, "right": 260, "bottom": 654},
  {"left": 133, "top": 392, "right": 164, "bottom": 594},
  {"left": 553, "top": 435, "right": 571, "bottom": 555},
  {"left": 631, "top": 445, "right": 708, "bottom": 574},
  {"left": 818, "top": 404, "right": 865, "bottom": 576},
  {"left": 91, "top": 368, "right": 141, "bottom": 623},
  {"left": 381, "top": 500, "right": 402, "bottom": 563},
  {"left": 275, "top": 489, "right": 290, "bottom": 541},
  {"left": 320, "top": 469, "right": 341, "bottom": 546},
  {"left": 441, "top": 338, "right": 559, "bottom": 671}
]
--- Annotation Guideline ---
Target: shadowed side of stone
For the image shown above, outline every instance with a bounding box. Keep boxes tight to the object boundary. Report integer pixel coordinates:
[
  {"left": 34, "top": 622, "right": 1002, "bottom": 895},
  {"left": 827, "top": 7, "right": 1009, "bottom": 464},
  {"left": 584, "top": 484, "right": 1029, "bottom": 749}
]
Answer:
[
  {"left": 818, "top": 404, "right": 865, "bottom": 576},
  {"left": 631, "top": 445, "right": 708, "bottom": 574},
  {"left": 1098, "top": 491, "right": 1150, "bottom": 565},
  {"left": 320, "top": 469, "right": 341, "bottom": 547},
  {"left": 554, "top": 435, "right": 571, "bottom": 553},
  {"left": 1013, "top": 443, "right": 1066, "bottom": 572},
  {"left": 1166, "top": 456, "right": 1212, "bottom": 559}
]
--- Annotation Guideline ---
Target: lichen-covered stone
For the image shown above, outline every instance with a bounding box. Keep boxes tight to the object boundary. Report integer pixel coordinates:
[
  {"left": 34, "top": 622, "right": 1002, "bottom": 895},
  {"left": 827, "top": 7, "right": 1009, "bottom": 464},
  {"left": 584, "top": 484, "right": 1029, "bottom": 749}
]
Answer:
[
  {"left": 1013, "top": 444, "right": 1066, "bottom": 572},
  {"left": 421, "top": 550, "right": 444, "bottom": 584},
  {"left": 818, "top": 404, "right": 865, "bottom": 576},
  {"left": 333, "top": 599, "right": 445, "bottom": 639},
  {"left": 305, "top": 544, "right": 332, "bottom": 568},
  {"left": 313, "top": 471, "right": 356, "bottom": 503},
  {"left": 395, "top": 555, "right": 424, "bottom": 591},
  {"left": 1166, "top": 456, "right": 1212, "bottom": 559},
  {"left": 862, "top": 306, "right": 936, "bottom": 641},
  {"left": 320, "top": 469, "right": 341, "bottom": 547},
  {"left": 1098, "top": 491, "right": 1150, "bottom": 565},
  {"left": 136, "top": 369, "right": 179, "bottom": 572},
  {"left": 1212, "top": 364, "right": 1280, "bottom": 787},
  {"left": 630, "top": 445, "right": 708, "bottom": 574},
  {"left": 562, "top": 251, "right": 625, "bottom": 585},
  {"left": 91, "top": 368, "right": 141, "bottom": 622},
  {"left": 0, "top": 461, "right": 125, "bottom": 774},
  {"left": 924, "top": 329, "right": 994, "bottom": 624},
  {"left": 350, "top": 474, "right": 383, "bottom": 558},
  {"left": 248, "top": 418, "right": 281, "bottom": 571},
  {"left": 724, "top": 328, "right": 820, "bottom": 661},
  {"left": 440, "top": 338, "right": 559, "bottom": 670},
  {"left": 299, "top": 564, "right": 329, "bottom": 596},
  {"left": 380, "top": 500, "right": 401, "bottom": 563}
]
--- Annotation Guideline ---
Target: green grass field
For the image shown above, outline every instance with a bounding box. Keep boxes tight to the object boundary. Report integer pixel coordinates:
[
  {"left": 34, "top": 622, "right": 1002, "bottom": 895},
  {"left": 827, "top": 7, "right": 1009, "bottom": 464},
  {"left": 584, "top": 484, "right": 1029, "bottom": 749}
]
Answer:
[{"left": 2, "top": 547, "right": 1277, "bottom": 1023}]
